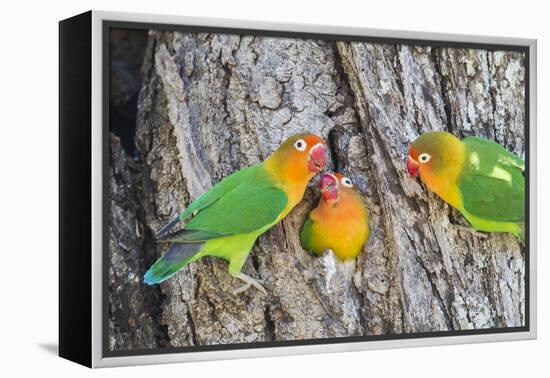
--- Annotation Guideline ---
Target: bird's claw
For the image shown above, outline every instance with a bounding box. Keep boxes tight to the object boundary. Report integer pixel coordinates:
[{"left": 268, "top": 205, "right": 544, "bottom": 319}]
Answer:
[
  {"left": 232, "top": 273, "right": 267, "bottom": 296},
  {"left": 232, "top": 283, "right": 252, "bottom": 295}
]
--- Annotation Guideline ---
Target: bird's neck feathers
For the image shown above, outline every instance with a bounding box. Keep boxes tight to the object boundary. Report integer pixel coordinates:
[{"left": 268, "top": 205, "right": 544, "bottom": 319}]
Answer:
[
  {"left": 316, "top": 189, "right": 365, "bottom": 219},
  {"left": 420, "top": 138, "right": 466, "bottom": 208},
  {"left": 264, "top": 152, "right": 314, "bottom": 203}
]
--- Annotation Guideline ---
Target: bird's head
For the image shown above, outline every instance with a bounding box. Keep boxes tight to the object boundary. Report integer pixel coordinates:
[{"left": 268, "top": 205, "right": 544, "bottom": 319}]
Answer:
[
  {"left": 407, "top": 131, "right": 464, "bottom": 183},
  {"left": 320, "top": 172, "right": 356, "bottom": 205},
  {"left": 269, "top": 134, "right": 328, "bottom": 182}
]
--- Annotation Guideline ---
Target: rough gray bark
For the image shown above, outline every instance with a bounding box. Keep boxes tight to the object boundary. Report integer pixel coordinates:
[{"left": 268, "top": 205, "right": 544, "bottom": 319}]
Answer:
[
  {"left": 109, "top": 136, "right": 173, "bottom": 350},
  {"left": 108, "top": 30, "right": 525, "bottom": 351}
]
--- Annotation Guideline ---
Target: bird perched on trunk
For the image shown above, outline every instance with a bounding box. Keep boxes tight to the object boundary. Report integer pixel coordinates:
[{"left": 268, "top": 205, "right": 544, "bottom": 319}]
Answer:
[
  {"left": 144, "top": 134, "right": 328, "bottom": 295},
  {"left": 300, "top": 172, "right": 370, "bottom": 260},
  {"left": 407, "top": 131, "right": 525, "bottom": 240}
]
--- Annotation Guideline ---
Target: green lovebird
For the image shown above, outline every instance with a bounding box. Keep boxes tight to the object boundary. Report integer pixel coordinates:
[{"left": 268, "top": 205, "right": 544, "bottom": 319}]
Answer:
[
  {"left": 144, "top": 134, "right": 328, "bottom": 294},
  {"left": 407, "top": 131, "right": 525, "bottom": 240}
]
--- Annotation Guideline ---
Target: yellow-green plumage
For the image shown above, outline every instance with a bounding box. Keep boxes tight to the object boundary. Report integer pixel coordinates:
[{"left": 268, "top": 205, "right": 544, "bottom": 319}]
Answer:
[
  {"left": 300, "top": 173, "right": 369, "bottom": 260},
  {"left": 407, "top": 131, "right": 524, "bottom": 240},
  {"left": 144, "top": 134, "right": 327, "bottom": 288}
]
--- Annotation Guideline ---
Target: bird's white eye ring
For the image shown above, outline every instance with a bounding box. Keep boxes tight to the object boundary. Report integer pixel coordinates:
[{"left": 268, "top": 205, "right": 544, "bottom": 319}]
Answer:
[
  {"left": 419, "top": 153, "right": 431, "bottom": 163},
  {"left": 294, "top": 139, "right": 307, "bottom": 151},
  {"left": 341, "top": 177, "right": 353, "bottom": 188}
]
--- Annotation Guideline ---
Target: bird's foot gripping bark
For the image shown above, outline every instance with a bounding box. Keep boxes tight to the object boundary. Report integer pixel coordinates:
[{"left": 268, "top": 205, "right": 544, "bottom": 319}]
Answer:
[{"left": 232, "top": 273, "right": 267, "bottom": 296}]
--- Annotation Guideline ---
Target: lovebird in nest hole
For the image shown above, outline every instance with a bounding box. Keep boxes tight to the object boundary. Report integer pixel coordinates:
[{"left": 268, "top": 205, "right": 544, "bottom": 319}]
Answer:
[{"left": 300, "top": 172, "right": 370, "bottom": 260}]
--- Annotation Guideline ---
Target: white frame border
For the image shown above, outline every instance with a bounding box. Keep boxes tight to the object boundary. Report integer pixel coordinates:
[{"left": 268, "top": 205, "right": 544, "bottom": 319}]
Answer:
[{"left": 91, "top": 10, "right": 537, "bottom": 368}]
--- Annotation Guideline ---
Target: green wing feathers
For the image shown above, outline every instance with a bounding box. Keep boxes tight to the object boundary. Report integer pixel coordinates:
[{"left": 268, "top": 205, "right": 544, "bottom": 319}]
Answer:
[
  {"left": 146, "top": 165, "right": 289, "bottom": 285},
  {"left": 185, "top": 184, "right": 288, "bottom": 236},
  {"left": 463, "top": 136, "right": 524, "bottom": 170},
  {"left": 300, "top": 216, "right": 314, "bottom": 252},
  {"left": 460, "top": 137, "right": 525, "bottom": 223},
  {"left": 155, "top": 166, "right": 257, "bottom": 240},
  {"left": 159, "top": 165, "right": 288, "bottom": 242},
  {"left": 178, "top": 166, "right": 257, "bottom": 222}
]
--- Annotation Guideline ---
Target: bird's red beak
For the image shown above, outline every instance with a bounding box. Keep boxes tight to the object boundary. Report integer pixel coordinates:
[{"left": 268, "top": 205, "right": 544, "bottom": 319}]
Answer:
[
  {"left": 321, "top": 172, "right": 339, "bottom": 203},
  {"left": 407, "top": 156, "right": 419, "bottom": 178},
  {"left": 308, "top": 143, "right": 327, "bottom": 173}
]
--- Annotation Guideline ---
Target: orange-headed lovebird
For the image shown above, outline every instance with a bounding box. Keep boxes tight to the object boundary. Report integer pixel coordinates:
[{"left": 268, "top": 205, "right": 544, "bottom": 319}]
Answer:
[
  {"left": 144, "top": 134, "right": 327, "bottom": 295},
  {"left": 300, "top": 172, "right": 370, "bottom": 260},
  {"left": 407, "top": 131, "right": 525, "bottom": 240}
]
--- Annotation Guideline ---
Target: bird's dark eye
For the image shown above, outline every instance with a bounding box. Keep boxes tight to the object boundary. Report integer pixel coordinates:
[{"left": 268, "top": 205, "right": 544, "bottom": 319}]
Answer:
[
  {"left": 294, "top": 139, "right": 307, "bottom": 151},
  {"left": 341, "top": 177, "right": 353, "bottom": 188},
  {"left": 419, "top": 153, "right": 431, "bottom": 163}
]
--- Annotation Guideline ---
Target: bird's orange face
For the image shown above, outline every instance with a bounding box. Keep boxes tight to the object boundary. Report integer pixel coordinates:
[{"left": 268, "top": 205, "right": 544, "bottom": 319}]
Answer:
[
  {"left": 287, "top": 134, "right": 327, "bottom": 174},
  {"left": 407, "top": 145, "right": 430, "bottom": 178},
  {"left": 407, "top": 131, "right": 458, "bottom": 179},
  {"left": 320, "top": 172, "right": 355, "bottom": 204},
  {"left": 272, "top": 134, "right": 328, "bottom": 180},
  {"left": 406, "top": 131, "right": 467, "bottom": 210}
]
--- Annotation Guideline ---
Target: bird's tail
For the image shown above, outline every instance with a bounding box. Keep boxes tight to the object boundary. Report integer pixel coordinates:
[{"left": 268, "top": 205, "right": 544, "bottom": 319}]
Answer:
[
  {"left": 144, "top": 242, "right": 203, "bottom": 285},
  {"left": 155, "top": 215, "right": 181, "bottom": 240}
]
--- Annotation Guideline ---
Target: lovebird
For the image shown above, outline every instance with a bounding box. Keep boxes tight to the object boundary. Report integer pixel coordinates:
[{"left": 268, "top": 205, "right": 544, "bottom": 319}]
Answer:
[
  {"left": 144, "top": 134, "right": 328, "bottom": 294},
  {"left": 300, "top": 172, "right": 370, "bottom": 260},
  {"left": 407, "top": 131, "right": 525, "bottom": 240}
]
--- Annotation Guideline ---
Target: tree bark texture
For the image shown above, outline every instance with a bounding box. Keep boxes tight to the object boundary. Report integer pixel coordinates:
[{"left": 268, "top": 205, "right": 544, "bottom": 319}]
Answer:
[{"left": 108, "top": 30, "right": 525, "bottom": 351}]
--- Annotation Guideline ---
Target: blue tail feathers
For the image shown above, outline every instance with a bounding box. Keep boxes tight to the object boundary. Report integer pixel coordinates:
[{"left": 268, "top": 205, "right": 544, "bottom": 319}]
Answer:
[
  {"left": 144, "top": 242, "right": 203, "bottom": 285},
  {"left": 155, "top": 215, "right": 181, "bottom": 240}
]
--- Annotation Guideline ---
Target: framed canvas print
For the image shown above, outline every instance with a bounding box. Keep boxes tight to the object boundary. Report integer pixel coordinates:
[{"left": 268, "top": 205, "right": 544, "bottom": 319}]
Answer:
[{"left": 59, "top": 10, "right": 537, "bottom": 368}]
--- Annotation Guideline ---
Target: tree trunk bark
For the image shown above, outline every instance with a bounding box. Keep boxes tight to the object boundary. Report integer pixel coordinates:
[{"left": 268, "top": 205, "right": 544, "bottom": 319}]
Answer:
[{"left": 108, "top": 30, "right": 525, "bottom": 351}]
